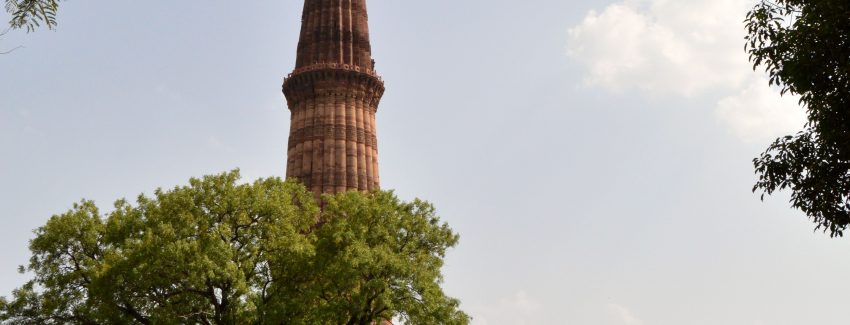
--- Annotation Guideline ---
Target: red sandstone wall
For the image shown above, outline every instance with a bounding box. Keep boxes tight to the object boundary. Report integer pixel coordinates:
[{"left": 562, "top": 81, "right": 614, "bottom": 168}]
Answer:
[{"left": 284, "top": 0, "right": 384, "bottom": 198}]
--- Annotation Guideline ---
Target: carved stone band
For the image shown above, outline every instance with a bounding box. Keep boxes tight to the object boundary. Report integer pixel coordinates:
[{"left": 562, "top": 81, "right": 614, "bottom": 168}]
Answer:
[{"left": 288, "top": 124, "right": 378, "bottom": 150}]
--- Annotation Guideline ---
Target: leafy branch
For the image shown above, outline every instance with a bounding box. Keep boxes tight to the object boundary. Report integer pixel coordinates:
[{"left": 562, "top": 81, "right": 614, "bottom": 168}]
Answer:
[
  {"left": 746, "top": 0, "right": 850, "bottom": 237},
  {"left": 5, "top": 0, "right": 62, "bottom": 32}
]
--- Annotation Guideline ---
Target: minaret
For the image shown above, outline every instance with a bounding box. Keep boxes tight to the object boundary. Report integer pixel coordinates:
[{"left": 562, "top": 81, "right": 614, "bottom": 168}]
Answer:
[{"left": 283, "top": 0, "right": 385, "bottom": 198}]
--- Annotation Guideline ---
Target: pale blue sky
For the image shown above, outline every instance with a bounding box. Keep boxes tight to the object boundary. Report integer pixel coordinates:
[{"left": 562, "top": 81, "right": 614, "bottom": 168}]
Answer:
[{"left": 2, "top": 1, "right": 850, "bottom": 324}]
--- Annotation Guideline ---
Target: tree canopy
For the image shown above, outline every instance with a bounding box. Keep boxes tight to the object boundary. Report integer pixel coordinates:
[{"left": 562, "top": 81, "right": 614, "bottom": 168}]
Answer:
[
  {"left": 0, "top": 171, "right": 469, "bottom": 324},
  {"left": 747, "top": 0, "right": 850, "bottom": 236},
  {"left": 5, "top": 0, "right": 61, "bottom": 31}
]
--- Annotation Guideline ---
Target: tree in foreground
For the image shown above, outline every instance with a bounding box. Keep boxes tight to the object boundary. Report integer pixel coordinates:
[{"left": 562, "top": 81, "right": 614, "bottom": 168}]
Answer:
[
  {"left": 0, "top": 171, "right": 469, "bottom": 324},
  {"left": 747, "top": 0, "right": 850, "bottom": 236}
]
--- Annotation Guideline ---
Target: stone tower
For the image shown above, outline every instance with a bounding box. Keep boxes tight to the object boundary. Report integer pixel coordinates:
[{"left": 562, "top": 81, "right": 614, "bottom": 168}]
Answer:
[{"left": 283, "top": 0, "right": 385, "bottom": 198}]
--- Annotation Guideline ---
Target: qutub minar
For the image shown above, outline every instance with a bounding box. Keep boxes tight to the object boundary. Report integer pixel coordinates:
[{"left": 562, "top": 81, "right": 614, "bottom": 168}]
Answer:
[{"left": 283, "top": 0, "right": 385, "bottom": 199}]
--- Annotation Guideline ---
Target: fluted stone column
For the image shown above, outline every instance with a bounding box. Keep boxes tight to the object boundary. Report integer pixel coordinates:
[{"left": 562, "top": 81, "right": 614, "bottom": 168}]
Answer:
[{"left": 284, "top": 0, "right": 385, "bottom": 200}]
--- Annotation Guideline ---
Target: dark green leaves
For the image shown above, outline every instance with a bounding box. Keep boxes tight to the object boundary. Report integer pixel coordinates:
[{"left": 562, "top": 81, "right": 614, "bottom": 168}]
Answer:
[{"left": 747, "top": 0, "right": 850, "bottom": 237}]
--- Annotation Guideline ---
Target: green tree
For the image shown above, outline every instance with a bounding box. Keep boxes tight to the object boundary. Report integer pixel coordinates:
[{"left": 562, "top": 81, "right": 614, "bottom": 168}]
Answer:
[
  {"left": 747, "top": 0, "right": 850, "bottom": 236},
  {"left": 0, "top": 171, "right": 469, "bottom": 324},
  {"left": 5, "top": 0, "right": 61, "bottom": 31}
]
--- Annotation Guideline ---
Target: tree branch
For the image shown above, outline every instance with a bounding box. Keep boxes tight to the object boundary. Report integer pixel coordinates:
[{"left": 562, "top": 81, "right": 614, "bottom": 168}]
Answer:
[{"left": 0, "top": 27, "right": 23, "bottom": 54}]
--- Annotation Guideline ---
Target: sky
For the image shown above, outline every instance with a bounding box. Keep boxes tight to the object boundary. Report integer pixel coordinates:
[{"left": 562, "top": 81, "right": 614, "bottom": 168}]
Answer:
[{"left": 2, "top": 0, "right": 850, "bottom": 324}]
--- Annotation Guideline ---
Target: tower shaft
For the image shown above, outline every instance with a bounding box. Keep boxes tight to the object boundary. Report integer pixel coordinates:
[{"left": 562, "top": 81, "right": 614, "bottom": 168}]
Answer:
[{"left": 284, "top": 0, "right": 385, "bottom": 197}]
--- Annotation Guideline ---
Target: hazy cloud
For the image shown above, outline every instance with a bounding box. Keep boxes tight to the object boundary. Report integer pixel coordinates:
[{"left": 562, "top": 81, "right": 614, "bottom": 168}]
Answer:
[
  {"left": 471, "top": 291, "right": 543, "bottom": 325},
  {"left": 566, "top": 0, "right": 750, "bottom": 97},
  {"left": 608, "top": 303, "right": 644, "bottom": 325},
  {"left": 717, "top": 78, "right": 806, "bottom": 142},
  {"left": 566, "top": 0, "right": 805, "bottom": 141}
]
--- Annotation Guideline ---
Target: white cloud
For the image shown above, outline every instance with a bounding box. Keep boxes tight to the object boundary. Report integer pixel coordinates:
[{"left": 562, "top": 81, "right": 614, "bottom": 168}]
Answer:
[
  {"left": 566, "top": 0, "right": 805, "bottom": 142},
  {"left": 567, "top": 0, "right": 751, "bottom": 97},
  {"left": 717, "top": 78, "right": 806, "bottom": 142},
  {"left": 511, "top": 291, "right": 543, "bottom": 314},
  {"left": 470, "top": 291, "right": 543, "bottom": 325},
  {"left": 608, "top": 303, "right": 645, "bottom": 325}
]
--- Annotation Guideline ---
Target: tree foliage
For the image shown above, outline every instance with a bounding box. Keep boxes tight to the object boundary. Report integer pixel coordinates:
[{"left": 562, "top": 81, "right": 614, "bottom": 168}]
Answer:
[
  {"left": 5, "top": 0, "right": 61, "bottom": 31},
  {"left": 747, "top": 0, "right": 850, "bottom": 236},
  {"left": 0, "top": 171, "right": 469, "bottom": 324}
]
